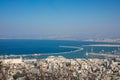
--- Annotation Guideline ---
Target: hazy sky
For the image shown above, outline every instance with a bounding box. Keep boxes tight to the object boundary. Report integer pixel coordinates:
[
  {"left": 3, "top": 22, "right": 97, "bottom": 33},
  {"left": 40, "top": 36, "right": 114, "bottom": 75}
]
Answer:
[{"left": 0, "top": 0, "right": 120, "bottom": 40}]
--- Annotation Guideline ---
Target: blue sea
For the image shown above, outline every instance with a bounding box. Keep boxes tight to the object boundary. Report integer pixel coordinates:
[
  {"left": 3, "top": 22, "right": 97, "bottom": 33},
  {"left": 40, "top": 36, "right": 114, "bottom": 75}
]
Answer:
[{"left": 0, "top": 39, "right": 119, "bottom": 59}]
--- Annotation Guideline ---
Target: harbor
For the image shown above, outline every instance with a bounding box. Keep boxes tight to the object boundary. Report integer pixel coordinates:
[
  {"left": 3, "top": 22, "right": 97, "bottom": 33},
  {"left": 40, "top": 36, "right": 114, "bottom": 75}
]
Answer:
[
  {"left": 0, "top": 46, "right": 83, "bottom": 59},
  {"left": 0, "top": 46, "right": 120, "bottom": 80}
]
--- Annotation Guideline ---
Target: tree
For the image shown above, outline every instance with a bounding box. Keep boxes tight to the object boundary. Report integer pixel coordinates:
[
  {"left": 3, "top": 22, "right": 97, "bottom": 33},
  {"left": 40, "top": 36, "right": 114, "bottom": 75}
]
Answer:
[{"left": 13, "top": 72, "right": 25, "bottom": 80}]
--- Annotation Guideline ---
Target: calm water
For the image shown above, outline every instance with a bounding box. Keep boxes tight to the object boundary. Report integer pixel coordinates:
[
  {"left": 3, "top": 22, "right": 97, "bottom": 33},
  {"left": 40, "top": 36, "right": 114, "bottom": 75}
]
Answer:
[{"left": 0, "top": 39, "right": 119, "bottom": 59}]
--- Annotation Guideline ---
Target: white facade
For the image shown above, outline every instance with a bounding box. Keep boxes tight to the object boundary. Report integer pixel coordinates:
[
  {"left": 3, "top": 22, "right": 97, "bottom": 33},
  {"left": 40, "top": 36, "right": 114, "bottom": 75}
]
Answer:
[{"left": 2, "top": 58, "right": 23, "bottom": 64}]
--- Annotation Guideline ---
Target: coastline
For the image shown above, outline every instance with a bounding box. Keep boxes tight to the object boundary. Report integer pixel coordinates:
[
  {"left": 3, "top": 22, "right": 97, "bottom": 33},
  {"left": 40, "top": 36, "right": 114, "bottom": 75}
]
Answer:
[{"left": 0, "top": 46, "right": 83, "bottom": 59}]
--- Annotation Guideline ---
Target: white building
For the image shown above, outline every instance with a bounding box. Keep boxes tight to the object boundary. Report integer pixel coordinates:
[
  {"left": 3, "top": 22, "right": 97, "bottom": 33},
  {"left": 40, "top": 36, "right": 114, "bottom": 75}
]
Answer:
[{"left": 2, "top": 56, "right": 23, "bottom": 64}]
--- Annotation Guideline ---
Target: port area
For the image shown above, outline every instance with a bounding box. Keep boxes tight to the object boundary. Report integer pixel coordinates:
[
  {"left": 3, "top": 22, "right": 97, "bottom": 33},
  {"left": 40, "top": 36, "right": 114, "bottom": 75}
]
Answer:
[
  {"left": 84, "top": 44, "right": 120, "bottom": 47},
  {"left": 86, "top": 52, "right": 120, "bottom": 59},
  {"left": 0, "top": 46, "right": 83, "bottom": 59}
]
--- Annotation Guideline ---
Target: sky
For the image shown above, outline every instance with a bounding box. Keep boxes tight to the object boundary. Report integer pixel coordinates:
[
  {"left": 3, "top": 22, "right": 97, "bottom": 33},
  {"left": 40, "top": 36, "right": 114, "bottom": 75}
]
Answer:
[{"left": 0, "top": 0, "right": 120, "bottom": 40}]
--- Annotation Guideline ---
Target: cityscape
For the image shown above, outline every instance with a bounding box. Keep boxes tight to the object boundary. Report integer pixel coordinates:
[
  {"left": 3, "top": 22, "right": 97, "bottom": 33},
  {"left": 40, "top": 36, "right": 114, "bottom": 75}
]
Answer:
[{"left": 0, "top": 0, "right": 120, "bottom": 80}]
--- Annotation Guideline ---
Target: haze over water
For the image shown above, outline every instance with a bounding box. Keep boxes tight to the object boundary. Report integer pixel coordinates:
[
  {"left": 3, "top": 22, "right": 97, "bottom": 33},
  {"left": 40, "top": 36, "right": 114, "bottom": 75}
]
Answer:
[{"left": 0, "top": 0, "right": 120, "bottom": 40}]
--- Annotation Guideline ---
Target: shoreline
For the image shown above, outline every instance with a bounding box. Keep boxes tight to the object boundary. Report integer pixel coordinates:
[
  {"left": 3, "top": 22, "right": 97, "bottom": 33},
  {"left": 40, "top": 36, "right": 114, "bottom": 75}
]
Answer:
[{"left": 0, "top": 46, "right": 83, "bottom": 59}]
